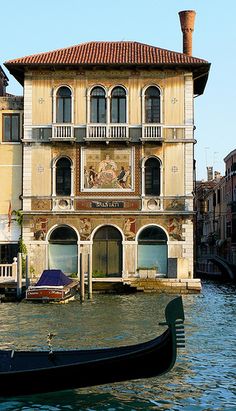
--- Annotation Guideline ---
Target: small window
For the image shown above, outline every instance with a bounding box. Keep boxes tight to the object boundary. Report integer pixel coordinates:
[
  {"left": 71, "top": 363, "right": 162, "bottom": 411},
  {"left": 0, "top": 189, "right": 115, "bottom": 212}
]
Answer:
[
  {"left": 111, "top": 87, "right": 126, "bottom": 123},
  {"left": 3, "top": 114, "right": 20, "bottom": 142},
  {"left": 56, "top": 87, "right": 72, "bottom": 123},
  {"left": 145, "top": 157, "right": 161, "bottom": 196},
  {"left": 90, "top": 87, "right": 106, "bottom": 123},
  {"left": 145, "top": 86, "right": 160, "bottom": 123},
  {"left": 56, "top": 158, "right": 71, "bottom": 195}
]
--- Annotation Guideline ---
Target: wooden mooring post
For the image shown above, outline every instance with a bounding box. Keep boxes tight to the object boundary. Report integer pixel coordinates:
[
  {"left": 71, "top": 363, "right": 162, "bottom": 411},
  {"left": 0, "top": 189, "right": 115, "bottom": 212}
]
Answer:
[
  {"left": 80, "top": 253, "right": 85, "bottom": 302},
  {"left": 87, "top": 254, "right": 92, "bottom": 300},
  {"left": 25, "top": 255, "right": 30, "bottom": 289},
  {"left": 17, "top": 252, "right": 22, "bottom": 299},
  {"left": 80, "top": 253, "right": 93, "bottom": 302}
]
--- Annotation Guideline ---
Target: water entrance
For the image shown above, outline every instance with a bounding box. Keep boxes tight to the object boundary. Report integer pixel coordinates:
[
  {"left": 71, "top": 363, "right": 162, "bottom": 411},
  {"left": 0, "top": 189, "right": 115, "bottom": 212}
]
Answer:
[
  {"left": 48, "top": 225, "right": 78, "bottom": 274},
  {"left": 93, "top": 225, "right": 122, "bottom": 277},
  {"left": 138, "top": 225, "right": 167, "bottom": 274}
]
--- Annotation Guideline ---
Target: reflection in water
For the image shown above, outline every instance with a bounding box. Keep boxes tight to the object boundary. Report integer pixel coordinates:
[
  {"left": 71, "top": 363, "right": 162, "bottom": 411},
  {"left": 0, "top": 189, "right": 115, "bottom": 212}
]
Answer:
[{"left": 0, "top": 281, "right": 235, "bottom": 410}]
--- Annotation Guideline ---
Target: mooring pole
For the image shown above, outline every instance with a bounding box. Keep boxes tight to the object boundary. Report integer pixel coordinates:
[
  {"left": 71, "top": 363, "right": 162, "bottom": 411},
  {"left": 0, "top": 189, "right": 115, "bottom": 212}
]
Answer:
[
  {"left": 80, "top": 253, "right": 85, "bottom": 302},
  {"left": 25, "top": 254, "right": 29, "bottom": 289},
  {"left": 17, "top": 252, "right": 22, "bottom": 299},
  {"left": 88, "top": 254, "right": 92, "bottom": 300}
]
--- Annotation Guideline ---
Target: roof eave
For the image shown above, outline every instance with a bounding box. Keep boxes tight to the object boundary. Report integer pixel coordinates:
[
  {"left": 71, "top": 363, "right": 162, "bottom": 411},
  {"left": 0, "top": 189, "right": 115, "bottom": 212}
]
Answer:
[
  {"left": 193, "top": 63, "right": 211, "bottom": 95},
  {"left": 4, "top": 61, "right": 211, "bottom": 93}
]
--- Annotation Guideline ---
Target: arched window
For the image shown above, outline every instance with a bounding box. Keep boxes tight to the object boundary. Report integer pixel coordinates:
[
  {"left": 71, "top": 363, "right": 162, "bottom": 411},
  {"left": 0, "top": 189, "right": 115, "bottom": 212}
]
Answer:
[
  {"left": 49, "top": 225, "right": 78, "bottom": 274},
  {"left": 56, "top": 158, "right": 71, "bottom": 196},
  {"left": 138, "top": 226, "right": 167, "bottom": 274},
  {"left": 145, "top": 157, "right": 161, "bottom": 196},
  {"left": 145, "top": 86, "right": 160, "bottom": 123},
  {"left": 56, "top": 87, "right": 72, "bottom": 123},
  {"left": 90, "top": 87, "right": 106, "bottom": 123},
  {"left": 111, "top": 87, "right": 126, "bottom": 123}
]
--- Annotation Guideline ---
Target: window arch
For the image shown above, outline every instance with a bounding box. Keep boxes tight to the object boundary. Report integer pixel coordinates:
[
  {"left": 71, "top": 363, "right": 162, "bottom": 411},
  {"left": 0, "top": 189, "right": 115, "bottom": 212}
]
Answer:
[
  {"left": 145, "top": 86, "right": 160, "bottom": 123},
  {"left": 145, "top": 157, "right": 161, "bottom": 196},
  {"left": 111, "top": 86, "right": 126, "bottom": 123},
  {"left": 90, "top": 87, "right": 106, "bottom": 123},
  {"left": 56, "top": 157, "right": 71, "bottom": 196},
  {"left": 56, "top": 86, "right": 72, "bottom": 123}
]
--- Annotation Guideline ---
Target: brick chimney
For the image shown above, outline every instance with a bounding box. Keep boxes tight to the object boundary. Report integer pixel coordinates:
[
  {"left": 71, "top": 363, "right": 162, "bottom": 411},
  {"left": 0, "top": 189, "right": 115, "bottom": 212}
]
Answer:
[{"left": 179, "top": 10, "right": 196, "bottom": 56}]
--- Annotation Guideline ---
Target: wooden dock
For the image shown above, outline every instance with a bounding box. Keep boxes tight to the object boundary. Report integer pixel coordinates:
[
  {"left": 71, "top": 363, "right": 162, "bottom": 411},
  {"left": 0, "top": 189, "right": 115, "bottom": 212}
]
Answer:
[{"left": 0, "top": 281, "right": 26, "bottom": 302}]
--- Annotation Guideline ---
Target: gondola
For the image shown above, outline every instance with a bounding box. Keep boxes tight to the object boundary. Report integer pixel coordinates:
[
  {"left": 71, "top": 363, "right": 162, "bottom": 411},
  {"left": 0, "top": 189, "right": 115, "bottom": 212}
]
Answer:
[{"left": 0, "top": 296, "right": 185, "bottom": 397}]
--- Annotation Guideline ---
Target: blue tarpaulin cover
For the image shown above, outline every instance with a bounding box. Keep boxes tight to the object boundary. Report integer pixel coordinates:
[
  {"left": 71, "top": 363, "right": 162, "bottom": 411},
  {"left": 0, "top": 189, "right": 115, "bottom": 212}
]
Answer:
[{"left": 35, "top": 270, "right": 73, "bottom": 286}]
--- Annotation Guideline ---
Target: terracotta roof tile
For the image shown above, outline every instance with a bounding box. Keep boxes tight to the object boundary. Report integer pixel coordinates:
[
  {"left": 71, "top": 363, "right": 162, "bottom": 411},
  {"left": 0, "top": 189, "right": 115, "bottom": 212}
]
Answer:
[{"left": 5, "top": 41, "right": 208, "bottom": 66}]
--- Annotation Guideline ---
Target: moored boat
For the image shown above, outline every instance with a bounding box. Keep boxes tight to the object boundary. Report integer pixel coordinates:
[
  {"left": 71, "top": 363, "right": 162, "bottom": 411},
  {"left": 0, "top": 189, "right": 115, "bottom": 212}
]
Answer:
[
  {"left": 25, "top": 269, "right": 78, "bottom": 303},
  {"left": 0, "top": 296, "right": 185, "bottom": 397}
]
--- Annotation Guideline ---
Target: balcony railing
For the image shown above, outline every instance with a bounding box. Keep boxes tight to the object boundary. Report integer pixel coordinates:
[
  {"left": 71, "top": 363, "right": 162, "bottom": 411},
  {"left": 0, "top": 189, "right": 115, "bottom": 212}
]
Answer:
[
  {"left": 86, "top": 124, "right": 128, "bottom": 140},
  {"left": 141, "top": 124, "right": 162, "bottom": 140},
  {"left": 51, "top": 124, "right": 74, "bottom": 140},
  {"left": 27, "top": 123, "right": 193, "bottom": 142}
]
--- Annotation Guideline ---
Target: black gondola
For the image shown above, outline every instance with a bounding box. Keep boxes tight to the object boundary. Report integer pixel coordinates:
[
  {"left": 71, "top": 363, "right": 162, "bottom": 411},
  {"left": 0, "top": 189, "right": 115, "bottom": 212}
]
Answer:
[{"left": 0, "top": 296, "right": 185, "bottom": 397}]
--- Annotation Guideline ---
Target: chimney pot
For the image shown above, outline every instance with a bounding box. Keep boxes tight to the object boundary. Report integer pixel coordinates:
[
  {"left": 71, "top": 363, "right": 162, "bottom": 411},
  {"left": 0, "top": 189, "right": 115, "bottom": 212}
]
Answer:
[{"left": 179, "top": 10, "right": 196, "bottom": 56}]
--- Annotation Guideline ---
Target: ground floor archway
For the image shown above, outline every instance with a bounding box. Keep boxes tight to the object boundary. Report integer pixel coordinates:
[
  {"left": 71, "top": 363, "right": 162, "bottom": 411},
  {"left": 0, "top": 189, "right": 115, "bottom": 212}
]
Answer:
[
  {"left": 48, "top": 225, "right": 78, "bottom": 274},
  {"left": 93, "top": 225, "right": 122, "bottom": 277},
  {"left": 137, "top": 225, "right": 168, "bottom": 274}
]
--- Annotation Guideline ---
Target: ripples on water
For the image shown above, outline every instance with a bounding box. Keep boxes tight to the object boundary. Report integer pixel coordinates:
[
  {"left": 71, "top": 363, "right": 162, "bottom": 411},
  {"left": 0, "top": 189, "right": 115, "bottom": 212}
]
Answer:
[{"left": 0, "top": 280, "right": 235, "bottom": 410}]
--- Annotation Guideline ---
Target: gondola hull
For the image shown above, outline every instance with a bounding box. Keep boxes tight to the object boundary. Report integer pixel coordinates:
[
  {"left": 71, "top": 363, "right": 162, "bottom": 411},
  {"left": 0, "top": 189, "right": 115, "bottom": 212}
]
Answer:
[{"left": 0, "top": 296, "right": 185, "bottom": 397}]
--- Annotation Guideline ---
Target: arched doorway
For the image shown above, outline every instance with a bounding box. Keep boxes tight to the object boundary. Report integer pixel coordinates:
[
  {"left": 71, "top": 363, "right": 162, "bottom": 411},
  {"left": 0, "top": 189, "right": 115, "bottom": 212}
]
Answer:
[
  {"left": 48, "top": 225, "right": 78, "bottom": 274},
  {"left": 93, "top": 226, "right": 122, "bottom": 277},
  {"left": 138, "top": 226, "right": 167, "bottom": 275}
]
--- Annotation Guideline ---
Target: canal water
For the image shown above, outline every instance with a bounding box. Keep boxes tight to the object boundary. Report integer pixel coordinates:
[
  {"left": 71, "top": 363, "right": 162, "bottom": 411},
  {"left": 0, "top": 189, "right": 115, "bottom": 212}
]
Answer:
[{"left": 0, "top": 280, "right": 235, "bottom": 411}]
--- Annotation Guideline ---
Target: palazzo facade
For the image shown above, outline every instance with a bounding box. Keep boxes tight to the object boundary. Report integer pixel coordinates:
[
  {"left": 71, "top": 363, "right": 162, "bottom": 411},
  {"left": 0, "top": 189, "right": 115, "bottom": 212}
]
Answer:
[{"left": 4, "top": 11, "right": 210, "bottom": 281}]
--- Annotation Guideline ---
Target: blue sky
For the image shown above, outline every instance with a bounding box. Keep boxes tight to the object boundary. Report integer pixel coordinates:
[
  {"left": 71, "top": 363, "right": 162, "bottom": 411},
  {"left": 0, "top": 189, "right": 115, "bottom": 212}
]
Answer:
[{"left": 1, "top": 0, "right": 236, "bottom": 180}]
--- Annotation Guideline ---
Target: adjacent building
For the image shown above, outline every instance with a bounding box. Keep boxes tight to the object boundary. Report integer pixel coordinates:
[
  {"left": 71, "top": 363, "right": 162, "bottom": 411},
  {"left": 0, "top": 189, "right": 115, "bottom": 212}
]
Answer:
[
  {"left": 224, "top": 149, "right": 236, "bottom": 263},
  {"left": 0, "top": 66, "right": 23, "bottom": 263},
  {"left": 196, "top": 149, "right": 236, "bottom": 268},
  {"left": 195, "top": 173, "right": 226, "bottom": 258},
  {"left": 3, "top": 11, "right": 210, "bottom": 284}
]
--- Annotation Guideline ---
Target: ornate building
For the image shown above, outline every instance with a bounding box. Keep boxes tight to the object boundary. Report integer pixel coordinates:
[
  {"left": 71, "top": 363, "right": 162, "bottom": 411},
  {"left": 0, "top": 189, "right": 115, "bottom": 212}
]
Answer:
[{"left": 4, "top": 11, "right": 210, "bottom": 283}]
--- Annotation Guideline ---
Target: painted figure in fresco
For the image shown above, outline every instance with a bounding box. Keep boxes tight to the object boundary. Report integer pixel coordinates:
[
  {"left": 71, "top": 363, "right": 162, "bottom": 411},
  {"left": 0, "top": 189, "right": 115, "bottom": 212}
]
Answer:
[
  {"left": 123, "top": 218, "right": 136, "bottom": 240},
  {"left": 84, "top": 167, "right": 90, "bottom": 188},
  {"left": 97, "top": 154, "right": 118, "bottom": 188},
  {"left": 167, "top": 217, "right": 183, "bottom": 241},
  {"left": 88, "top": 166, "right": 97, "bottom": 187},
  {"left": 34, "top": 217, "right": 48, "bottom": 240},
  {"left": 79, "top": 218, "right": 92, "bottom": 240},
  {"left": 123, "top": 166, "right": 131, "bottom": 188},
  {"left": 117, "top": 166, "right": 126, "bottom": 187}
]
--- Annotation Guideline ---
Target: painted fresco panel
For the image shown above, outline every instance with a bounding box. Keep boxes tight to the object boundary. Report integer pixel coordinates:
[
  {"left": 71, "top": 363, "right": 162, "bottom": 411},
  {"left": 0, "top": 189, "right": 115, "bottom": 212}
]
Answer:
[{"left": 81, "top": 147, "right": 134, "bottom": 191}]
